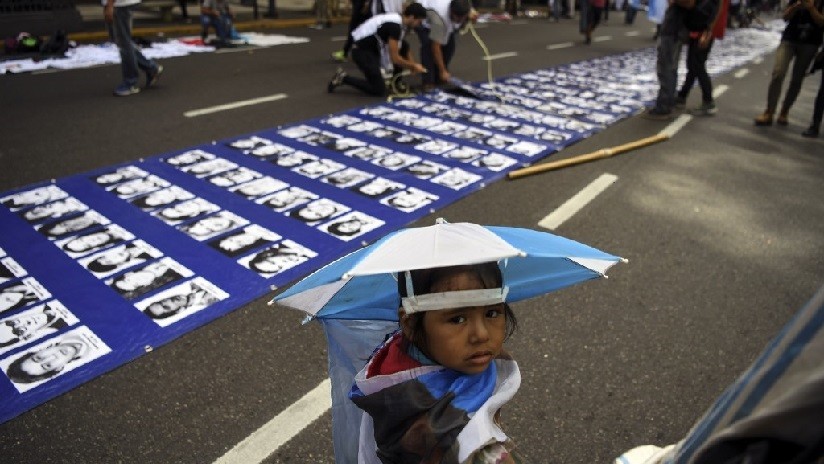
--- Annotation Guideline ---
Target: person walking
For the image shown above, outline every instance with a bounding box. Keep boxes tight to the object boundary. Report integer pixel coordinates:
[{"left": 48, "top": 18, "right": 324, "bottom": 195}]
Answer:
[
  {"left": 676, "top": 0, "right": 727, "bottom": 115},
  {"left": 103, "top": 0, "right": 164, "bottom": 96},
  {"left": 643, "top": 0, "right": 693, "bottom": 120},
  {"left": 754, "top": 0, "right": 824, "bottom": 126}
]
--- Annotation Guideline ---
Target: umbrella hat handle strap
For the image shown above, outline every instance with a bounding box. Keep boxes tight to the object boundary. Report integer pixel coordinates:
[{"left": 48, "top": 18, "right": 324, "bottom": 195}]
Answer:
[{"left": 402, "top": 271, "right": 509, "bottom": 313}]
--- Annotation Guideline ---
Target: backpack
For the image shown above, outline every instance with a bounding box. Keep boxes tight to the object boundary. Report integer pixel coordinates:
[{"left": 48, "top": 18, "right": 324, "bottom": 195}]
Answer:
[{"left": 40, "top": 30, "right": 70, "bottom": 56}]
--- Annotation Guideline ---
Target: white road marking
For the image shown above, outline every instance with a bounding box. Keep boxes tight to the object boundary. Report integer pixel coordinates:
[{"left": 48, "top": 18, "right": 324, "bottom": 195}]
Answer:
[
  {"left": 659, "top": 114, "right": 692, "bottom": 138},
  {"left": 331, "top": 35, "right": 347, "bottom": 42},
  {"left": 538, "top": 174, "right": 618, "bottom": 230},
  {"left": 713, "top": 84, "right": 729, "bottom": 99},
  {"left": 213, "top": 378, "right": 332, "bottom": 464},
  {"left": 625, "top": 30, "right": 640, "bottom": 36},
  {"left": 184, "top": 93, "right": 288, "bottom": 118},
  {"left": 734, "top": 68, "right": 749, "bottom": 78},
  {"left": 593, "top": 35, "right": 612, "bottom": 42},
  {"left": 483, "top": 52, "right": 518, "bottom": 61},
  {"left": 753, "top": 56, "right": 763, "bottom": 64},
  {"left": 547, "top": 41, "right": 574, "bottom": 50}
]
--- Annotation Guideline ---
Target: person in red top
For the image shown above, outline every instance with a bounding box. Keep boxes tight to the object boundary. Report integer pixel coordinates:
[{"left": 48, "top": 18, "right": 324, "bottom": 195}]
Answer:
[
  {"left": 583, "top": 0, "right": 606, "bottom": 44},
  {"left": 675, "top": 0, "right": 727, "bottom": 115}
]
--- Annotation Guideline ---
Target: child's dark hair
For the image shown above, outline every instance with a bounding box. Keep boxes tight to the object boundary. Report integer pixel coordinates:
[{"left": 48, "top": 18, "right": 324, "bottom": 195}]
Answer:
[{"left": 398, "top": 262, "right": 518, "bottom": 351}]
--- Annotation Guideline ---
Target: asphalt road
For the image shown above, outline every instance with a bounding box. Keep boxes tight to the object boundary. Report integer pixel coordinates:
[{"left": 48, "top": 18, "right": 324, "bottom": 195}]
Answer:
[{"left": 1, "top": 14, "right": 823, "bottom": 463}]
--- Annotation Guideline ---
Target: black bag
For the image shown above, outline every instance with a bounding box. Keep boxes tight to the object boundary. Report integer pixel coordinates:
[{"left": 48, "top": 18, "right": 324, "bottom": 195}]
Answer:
[{"left": 40, "top": 30, "right": 70, "bottom": 56}]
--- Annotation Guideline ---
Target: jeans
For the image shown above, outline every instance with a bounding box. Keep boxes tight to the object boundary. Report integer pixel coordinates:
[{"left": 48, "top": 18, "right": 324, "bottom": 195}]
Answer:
[
  {"left": 415, "top": 27, "right": 456, "bottom": 86},
  {"left": 201, "top": 13, "right": 232, "bottom": 41},
  {"left": 679, "top": 37, "right": 714, "bottom": 103},
  {"left": 654, "top": 34, "right": 683, "bottom": 112},
  {"left": 550, "top": 0, "right": 560, "bottom": 20},
  {"left": 765, "top": 41, "right": 819, "bottom": 114},
  {"left": 107, "top": 5, "right": 157, "bottom": 87}
]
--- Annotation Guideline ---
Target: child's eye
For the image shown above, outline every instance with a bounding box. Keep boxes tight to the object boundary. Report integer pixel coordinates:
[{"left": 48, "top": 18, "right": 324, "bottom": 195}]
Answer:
[
  {"left": 448, "top": 315, "right": 466, "bottom": 324},
  {"left": 486, "top": 308, "right": 503, "bottom": 318}
]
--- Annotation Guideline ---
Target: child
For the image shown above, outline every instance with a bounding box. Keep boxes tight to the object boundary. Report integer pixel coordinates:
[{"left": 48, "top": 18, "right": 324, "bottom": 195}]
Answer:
[{"left": 349, "top": 262, "right": 525, "bottom": 463}]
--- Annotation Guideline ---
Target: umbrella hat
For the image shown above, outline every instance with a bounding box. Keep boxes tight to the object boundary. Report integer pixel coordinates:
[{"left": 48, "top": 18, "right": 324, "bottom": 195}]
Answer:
[{"left": 274, "top": 220, "right": 623, "bottom": 321}]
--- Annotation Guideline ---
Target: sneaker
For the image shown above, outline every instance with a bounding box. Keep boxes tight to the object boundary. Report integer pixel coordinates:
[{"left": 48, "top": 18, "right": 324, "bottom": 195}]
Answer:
[
  {"left": 642, "top": 107, "right": 674, "bottom": 120},
  {"left": 776, "top": 114, "right": 789, "bottom": 126},
  {"left": 689, "top": 101, "right": 716, "bottom": 116},
  {"left": 146, "top": 64, "right": 164, "bottom": 89},
  {"left": 331, "top": 50, "right": 346, "bottom": 62},
  {"left": 327, "top": 67, "right": 346, "bottom": 93},
  {"left": 113, "top": 83, "right": 140, "bottom": 97}
]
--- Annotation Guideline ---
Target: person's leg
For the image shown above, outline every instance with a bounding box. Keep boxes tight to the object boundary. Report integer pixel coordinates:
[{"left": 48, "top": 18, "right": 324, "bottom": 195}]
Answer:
[
  {"left": 111, "top": 6, "right": 140, "bottom": 88},
  {"left": 678, "top": 38, "right": 698, "bottom": 103},
  {"left": 694, "top": 38, "right": 714, "bottom": 103},
  {"left": 342, "top": 47, "right": 386, "bottom": 95},
  {"left": 415, "top": 26, "right": 436, "bottom": 86},
  {"left": 177, "top": 0, "right": 188, "bottom": 19},
  {"left": 765, "top": 41, "right": 793, "bottom": 114},
  {"left": 651, "top": 34, "right": 681, "bottom": 114},
  {"left": 439, "top": 33, "right": 456, "bottom": 84},
  {"left": 802, "top": 70, "right": 824, "bottom": 137},
  {"left": 778, "top": 43, "right": 818, "bottom": 121}
]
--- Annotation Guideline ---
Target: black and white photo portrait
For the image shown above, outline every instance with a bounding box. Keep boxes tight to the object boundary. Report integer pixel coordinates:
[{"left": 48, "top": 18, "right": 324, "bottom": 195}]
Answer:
[
  {"left": 130, "top": 186, "right": 195, "bottom": 211},
  {"left": 269, "top": 150, "right": 318, "bottom": 168},
  {"left": 414, "top": 139, "right": 458, "bottom": 155},
  {"left": 1, "top": 326, "right": 111, "bottom": 393},
  {"left": 0, "top": 257, "right": 25, "bottom": 285},
  {"left": 344, "top": 145, "right": 392, "bottom": 161},
  {"left": 380, "top": 188, "right": 438, "bottom": 213},
  {"left": 431, "top": 168, "right": 483, "bottom": 191},
  {"left": 19, "top": 198, "right": 88, "bottom": 224},
  {"left": 247, "top": 143, "right": 295, "bottom": 158},
  {"left": 227, "top": 135, "right": 274, "bottom": 152},
  {"left": 287, "top": 198, "right": 350, "bottom": 226},
  {"left": 207, "top": 168, "right": 263, "bottom": 188},
  {"left": 37, "top": 211, "right": 110, "bottom": 239},
  {"left": 0, "top": 301, "right": 79, "bottom": 356},
  {"left": 79, "top": 240, "right": 162, "bottom": 278},
  {"left": 293, "top": 159, "right": 346, "bottom": 179},
  {"left": 257, "top": 187, "right": 317, "bottom": 212},
  {"left": 351, "top": 178, "right": 405, "bottom": 198},
  {"left": 56, "top": 225, "right": 134, "bottom": 258},
  {"left": 207, "top": 225, "right": 281, "bottom": 258},
  {"left": 108, "top": 175, "right": 170, "bottom": 199},
  {"left": 0, "top": 278, "right": 50, "bottom": 315},
  {"left": 151, "top": 198, "right": 220, "bottom": 226},
  {"left": 181, "top": 158, "right": 238, "bottom": 178},
  {"left": 239, "top": 240, "right": 317, "bottom": 278},
  {"left": 178, "top": 212, "right": 249, "bottom": 241},
  {"left": 317, "top": 211, "right": 384, "bottom": 242},
  {"left": 321, "top": 168, "right": 373, "bottom": 189},
  {"left": 106, "top": 257, "right": 193, "bottom": 300},
  {"left": 404, "top": 161, "right": 449, "bottom": 179},
  {"left": 165, "top": 149, "right": 215, "bottom": 167},
  {"left": 136, "top": 277, "right": 228, "bottom": 327},
  {"left": 228, "top": 177, "right": 289, "bottom": 199},
  {"left": 472, "top": 153, "right": 517, "bottom": 172},
  {"left": 92, "top": 166, "right": 149, "bottom": 186},
  {"left": 372, "top": 152, "right": 421, "bottom": 171},
  {"left": 279, "top": 125, "right": 318, "bottom": 139},
  {"left": 1, "top": 185, "right": 69, "bottom": 211}
]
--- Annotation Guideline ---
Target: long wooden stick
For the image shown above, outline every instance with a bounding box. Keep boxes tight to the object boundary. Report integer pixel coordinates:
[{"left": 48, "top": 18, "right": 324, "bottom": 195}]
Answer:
[{"left": 507, "top": 133, "right": 670, "bottom": 180}]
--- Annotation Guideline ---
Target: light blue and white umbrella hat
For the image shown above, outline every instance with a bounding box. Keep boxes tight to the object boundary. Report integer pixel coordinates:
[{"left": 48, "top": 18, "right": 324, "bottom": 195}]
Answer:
[{"left": 273, "top": 219, "right": 624, "bottom": 321}]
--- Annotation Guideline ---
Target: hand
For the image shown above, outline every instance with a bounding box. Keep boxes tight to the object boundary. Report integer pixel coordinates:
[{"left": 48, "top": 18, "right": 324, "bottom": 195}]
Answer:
[
  {"left": 104, "top": 3, "right": 114, "bottom": 23},
  {"left": 412, "top": 63, "right": 426, "bottom": 74},
  {"left": 469, "top": 10, "right": 479, "bottom": 23},
  {"left": 698, "top": 30, "right": 711, "bottom": 48}
]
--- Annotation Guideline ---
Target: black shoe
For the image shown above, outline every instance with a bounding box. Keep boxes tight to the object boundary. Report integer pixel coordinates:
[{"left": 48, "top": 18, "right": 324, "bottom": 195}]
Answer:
[
  {"left": 801, "top": 125, "right": 820, "bottom": 138},
  {"left": 328, "top": 67, "right": 346, "bottom": 93},
  {"left": 642, "top": 107, "right": 674, "bottom": 120}
]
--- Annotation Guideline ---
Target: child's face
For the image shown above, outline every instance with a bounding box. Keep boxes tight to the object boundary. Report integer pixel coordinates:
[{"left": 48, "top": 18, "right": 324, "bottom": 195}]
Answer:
[{"left": 419, "top": 270, "right": 507, "bottom": 375}]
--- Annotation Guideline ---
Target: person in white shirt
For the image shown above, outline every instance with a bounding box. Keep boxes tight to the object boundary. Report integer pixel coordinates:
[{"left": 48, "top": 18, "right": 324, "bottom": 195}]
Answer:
[{"left": 414, "top": 0, "right": 477, "bottom": 88}]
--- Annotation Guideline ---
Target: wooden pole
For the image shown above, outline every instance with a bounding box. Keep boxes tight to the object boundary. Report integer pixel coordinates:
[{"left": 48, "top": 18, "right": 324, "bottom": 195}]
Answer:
[{"left": 507, "top": 133, "right": 670, "bottom": 180}]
